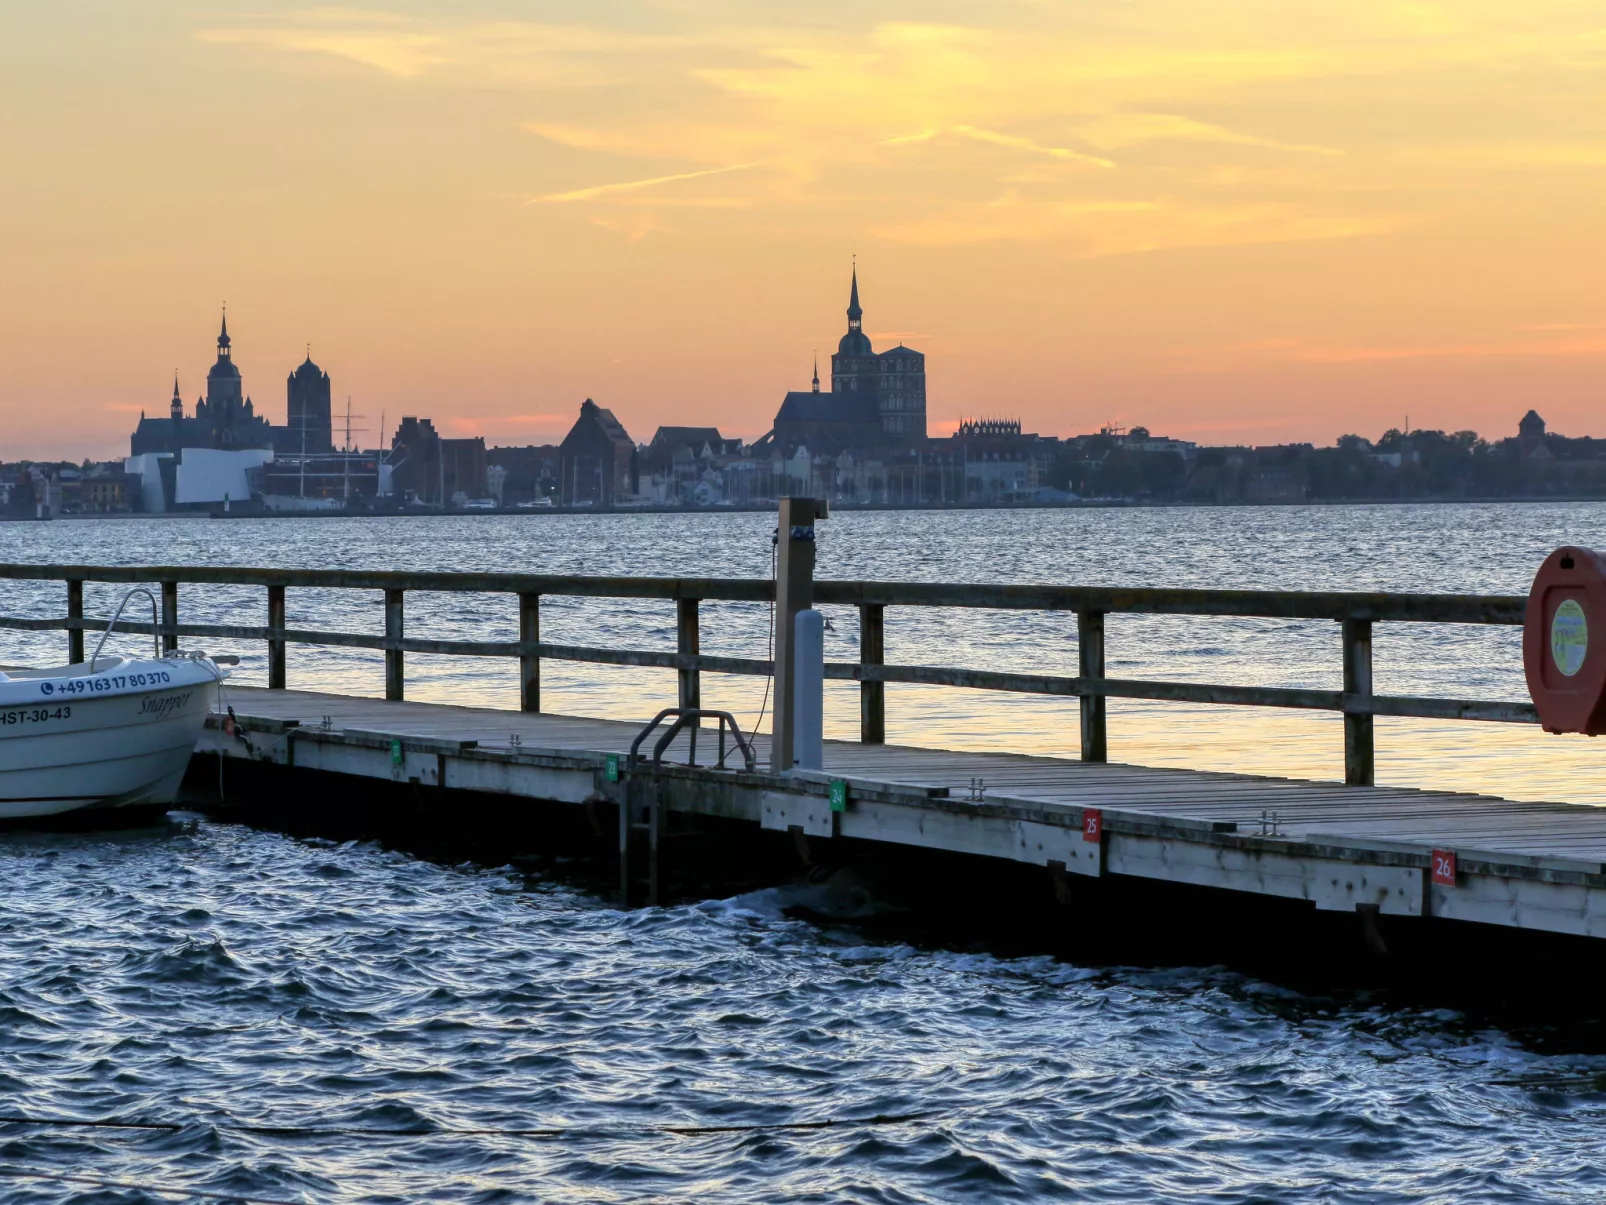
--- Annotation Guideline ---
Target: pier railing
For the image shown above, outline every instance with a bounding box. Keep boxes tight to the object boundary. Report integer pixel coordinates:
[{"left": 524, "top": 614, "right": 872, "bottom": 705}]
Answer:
[{"left": 0, "top": 563, "right": 1533, "bottom": 787}]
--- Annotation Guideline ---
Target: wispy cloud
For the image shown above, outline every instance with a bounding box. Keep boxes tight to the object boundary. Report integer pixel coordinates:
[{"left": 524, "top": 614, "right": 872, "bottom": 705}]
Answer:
[
  {"left": 1075, "top": 113, "right": 1343, "bottom": 156},
  {"left": 525, "top": 163, "right": 759, "bottom": 204},
  {"left": 196, "top": 21, "right": 448, "bottom": 77},
  {"left": 875, "top": 196, "right": 1391, "bottom": 256},
  {"left": 952, "top": 126, "right": 1115, "bottom": 167},
  {"left": 1153, "top": 332, "right": 1606, "bottom": 374},
  {"left": 1414, "top": 145, "right": 1606, "bottom": 168},
  {"left": 192, "top": 6, "right": 1606, "bottom": 272}
]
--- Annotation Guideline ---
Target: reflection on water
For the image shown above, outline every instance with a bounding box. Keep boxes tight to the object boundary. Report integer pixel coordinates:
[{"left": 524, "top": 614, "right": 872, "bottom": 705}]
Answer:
[
  {"left": 0, "top": 818, "right": 1602, "bottom": 1204},
  {"left": 1, "top": 502, "right": 1602, "bottom": 802}
]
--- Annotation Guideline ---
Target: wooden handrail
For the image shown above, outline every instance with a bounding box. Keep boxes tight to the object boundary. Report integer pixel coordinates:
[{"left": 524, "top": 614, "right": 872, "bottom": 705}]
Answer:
[
  {"left": 0, "top": 562, "right": 1540, "bottom": 785},
  {"left": 0, "top": 563, "right": 1525, "bottom": 624}
]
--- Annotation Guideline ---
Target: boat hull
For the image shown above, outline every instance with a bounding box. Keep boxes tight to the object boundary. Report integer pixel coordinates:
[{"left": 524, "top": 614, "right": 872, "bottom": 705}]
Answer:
[{"left": 0, "top": 658, "right": 219, "bottom": 820}]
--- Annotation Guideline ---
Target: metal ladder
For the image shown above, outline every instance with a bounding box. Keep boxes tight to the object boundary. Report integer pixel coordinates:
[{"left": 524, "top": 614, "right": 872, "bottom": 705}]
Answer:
[{"left": 619, "top": 708, "right": 758, "bottom": 907}]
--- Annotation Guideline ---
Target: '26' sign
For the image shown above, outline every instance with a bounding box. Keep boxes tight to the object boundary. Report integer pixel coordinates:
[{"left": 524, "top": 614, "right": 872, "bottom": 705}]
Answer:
[{"left": 1431, "top": 849, "right": 1457, "bottom": 887}]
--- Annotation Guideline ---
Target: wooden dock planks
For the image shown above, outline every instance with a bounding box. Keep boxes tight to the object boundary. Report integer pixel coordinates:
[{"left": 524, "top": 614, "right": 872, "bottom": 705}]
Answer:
[{"left": 202, "top": 685, "right": 1606, "bottom": 938}]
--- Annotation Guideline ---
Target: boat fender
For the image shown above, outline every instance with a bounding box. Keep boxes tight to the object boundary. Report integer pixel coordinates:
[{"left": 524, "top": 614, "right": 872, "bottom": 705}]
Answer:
[{"left": 224, "top": 706, "right": 256, "bottom": 755}]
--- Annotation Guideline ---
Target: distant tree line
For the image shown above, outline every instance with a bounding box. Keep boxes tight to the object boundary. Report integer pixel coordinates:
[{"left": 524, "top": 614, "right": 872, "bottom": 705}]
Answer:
[{"left": 1046, "top": 417, "right": 1606, "bottom": 503}]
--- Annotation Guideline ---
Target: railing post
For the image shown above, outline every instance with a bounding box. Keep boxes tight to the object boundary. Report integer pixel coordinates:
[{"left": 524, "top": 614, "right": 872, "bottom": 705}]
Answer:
[
  {"left": 267, "top": 584, "right": 286, "bottom": 689},
  {"left": 1343, "top": 618, "right": 1374, "bottom": 786},
  {"left": 66, "top": 579, "right": 84, "bottom": 664},
  {"left": 677, "top": 597, "right": 700, "bottom": 716},
  {"left": 1078, "top": 609, "right": 1107, "bottom": 762},
  {"left": 385, "top": 589, "right": 404, "bottom": 701},
  {"left": 519, "top": 592, "right": 540, "bottom": 713},
  {"left": 859, "top": 602, "right": 885, "bottom": 744},
  {"left": 160, "top": 580, "right": 178, "bottom": 655}
]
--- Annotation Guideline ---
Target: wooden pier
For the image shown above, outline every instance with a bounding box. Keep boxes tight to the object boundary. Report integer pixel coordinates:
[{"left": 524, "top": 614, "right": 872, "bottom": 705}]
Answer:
[
  {"left": 6, "top": 521, "right": 1606, "bottom": 947},
  {"left": 197, "top": 684, "right": 1606, "bottom": 940}
]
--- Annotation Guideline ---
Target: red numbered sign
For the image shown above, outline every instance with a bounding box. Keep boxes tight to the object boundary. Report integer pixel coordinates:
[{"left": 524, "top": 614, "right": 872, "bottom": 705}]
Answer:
[
  {"left": 1431, "top": 849, "right": 1457, "bottom": 887},
  {"left": 1082, "top": 808, "right": 1103, "bottom": 843}
]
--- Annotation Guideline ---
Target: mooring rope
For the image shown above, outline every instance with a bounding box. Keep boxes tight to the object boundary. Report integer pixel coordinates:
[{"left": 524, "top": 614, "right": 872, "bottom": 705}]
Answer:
[
  {"left": 0, "top": 1109, "right": 933, "bottom": 1141},
  {"left": 1488, "top": 1073, "right": 1606, "bottom": 1091},
  {"left": 750, "top": 526, "right": 779, "bottom": 738}
]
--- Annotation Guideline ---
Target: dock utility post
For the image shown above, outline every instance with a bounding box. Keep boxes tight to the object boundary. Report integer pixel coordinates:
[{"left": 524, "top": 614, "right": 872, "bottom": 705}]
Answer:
[
  {"left": 772, "top": 497, "right": 827, "bottom": 773},
  {"left": 793, "top": 609, "right": 825, "bottom": 770}
]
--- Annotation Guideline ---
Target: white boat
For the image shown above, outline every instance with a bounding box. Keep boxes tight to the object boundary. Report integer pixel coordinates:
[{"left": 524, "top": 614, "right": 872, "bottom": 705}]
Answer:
[{"left": 0, "top": 589, "right": 230, "bottom": 820}]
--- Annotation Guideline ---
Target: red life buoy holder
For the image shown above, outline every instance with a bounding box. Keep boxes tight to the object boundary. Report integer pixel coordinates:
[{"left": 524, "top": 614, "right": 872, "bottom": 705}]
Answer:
[{"left": 1523, "top": 546, "right": 1606, "bottom": 734}]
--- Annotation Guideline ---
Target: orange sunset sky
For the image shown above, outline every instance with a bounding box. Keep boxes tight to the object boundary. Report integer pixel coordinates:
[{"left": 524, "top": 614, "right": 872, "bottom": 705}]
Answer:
[{"left": 1, "top": 1, "right": 1603, "bottom": 460}]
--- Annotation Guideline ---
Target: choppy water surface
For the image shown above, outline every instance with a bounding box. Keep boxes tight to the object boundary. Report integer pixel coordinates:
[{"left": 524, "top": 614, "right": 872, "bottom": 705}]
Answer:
[
  {"left": 3, "top": 817, "right": 1605, "bottom": 1204},
  {"left": 3, "top": 506, "right": 1606, "bottom": 1201}
]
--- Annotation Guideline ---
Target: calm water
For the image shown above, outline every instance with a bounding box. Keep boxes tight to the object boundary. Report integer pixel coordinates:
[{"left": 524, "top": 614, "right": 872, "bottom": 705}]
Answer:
[{"left": 2, "top": 505, "right": 1606, "bottom": 1203}]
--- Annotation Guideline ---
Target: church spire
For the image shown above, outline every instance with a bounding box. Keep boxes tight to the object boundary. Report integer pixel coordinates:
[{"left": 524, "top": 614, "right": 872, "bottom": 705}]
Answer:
[
  {"left": 218, "top": 308, "right": 231, "bottom": 354},
  {"left": 170, "top": 374, "right": 183, "bottom": 421},
  {"left": 812, "top": 352, "right": 820, "bottom": 393},
  {"left": 835, "top": 260, "right": 873, "bottom": 358}
]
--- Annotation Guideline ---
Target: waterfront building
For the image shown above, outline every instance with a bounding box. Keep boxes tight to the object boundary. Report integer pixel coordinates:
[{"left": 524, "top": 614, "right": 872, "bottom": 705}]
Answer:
[
  {"left": 129, "top": 313, "right": 299, "bottom": 456},
  {"left": 285, "top": 354, "right": 334, "bottom": 454},
  {"left": 828, "top": 267, "right": 927, "bottom": 439},
  {"left": 559, "top": 399, "right": 638, "bottom": 506},
  {"left": 83, "top": 463, "right": 136, "bottom": 513},
  {"left": 387, "top": 418, "right": 488, "bottom": 505},
  {"left": 761, "top": 268, "right": 928, "bottom": 457},
  {"left": 487, "top": 445, "right": 561, "bottom": 505},
  {"left": 640, "top": 427, "right": 745, "bottom": 505},
  {"left": 1519, "top": 409, "right": 1548, "bottom": 459}
]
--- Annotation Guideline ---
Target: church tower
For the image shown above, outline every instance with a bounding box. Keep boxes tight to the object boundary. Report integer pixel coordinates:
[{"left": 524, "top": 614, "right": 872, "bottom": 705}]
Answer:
[
  {"left": 204, "top": 309, "right": 246, "bottom": 438},
  {"left": 829, "top": 266, "right": 879, "bottom": 421},
  {"left": 825, "top": 266, "right": 927, "bottom": 440},
  {"left": 287, "top": 351, "right": 334, "bottom": 453},
  {"left": 198, "top": 309, "right": 266, "bottom": 448}
]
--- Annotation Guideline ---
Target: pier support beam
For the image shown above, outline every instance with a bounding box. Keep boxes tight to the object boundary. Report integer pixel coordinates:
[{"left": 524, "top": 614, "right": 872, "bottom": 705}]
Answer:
[
  {"left": 1343, "top": 618, "right": 1374, "bottom": 786},
  {"left": 267, "top": 585, "right": 286, "bottom": 689},
  {"left": 519, "top": 592, "right": 540, "bottom": 712},
  {"left": 1078, "top": 609, "right": 1107, "bottom": 762},
  {"left": 772, "top": 497, "right": 825, "bottom": 773},
  {"left": 385, "top": 589, "right": 404, "bottom": 702},
  {"left": 619, "top": 777, "right": 663, "bottom": 908},
  {"left": 677, "top": 598, "right": 700, "bottom": 716},
  {"left": 160, "top": 580, "right": 179, "bottom": 655},
  {"left": 860, "top": 603, "right": 885, "bottom": 744},
  {"left": 66, "top": 579, "right": 83, "bottom": 665}
]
